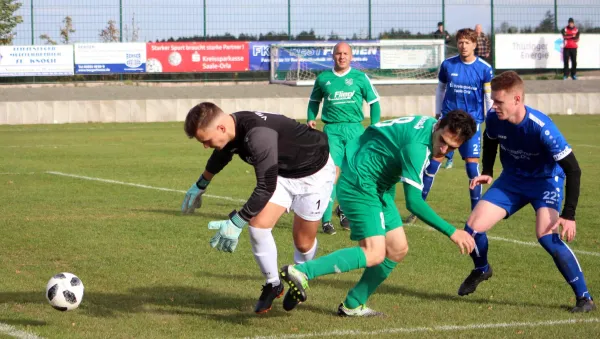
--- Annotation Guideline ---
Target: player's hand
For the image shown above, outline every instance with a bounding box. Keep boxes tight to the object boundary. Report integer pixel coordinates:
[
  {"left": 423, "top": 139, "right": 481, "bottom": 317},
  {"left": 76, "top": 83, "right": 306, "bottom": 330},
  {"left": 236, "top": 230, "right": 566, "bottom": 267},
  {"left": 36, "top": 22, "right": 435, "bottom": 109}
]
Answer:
[
  {"left": 450, "top": 229, "right": 475, "bottom": 255},
  {"left": 307, "top": 120, "right": 317, "bottom": 129},
  {"left": 181, "top": 183, "right": 205, "bottom": 214},
  {"left": 551, "top": 218, "right": 577, "bottom": 242},
  {"left": 469, "top": 175, "right": 493, "bottom": 190},
  {"left": 207, "top": 211, "right": 247, "bottom": 253}
]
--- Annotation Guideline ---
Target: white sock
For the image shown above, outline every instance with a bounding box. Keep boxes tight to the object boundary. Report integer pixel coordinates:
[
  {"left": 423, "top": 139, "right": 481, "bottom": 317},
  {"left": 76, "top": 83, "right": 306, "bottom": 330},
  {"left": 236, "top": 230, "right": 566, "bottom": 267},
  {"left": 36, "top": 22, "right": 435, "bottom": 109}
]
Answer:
[
  {"left": 248, "top": 226, "right": 279, "bottom": 285},
  {"left": 294, "top": 239, "right": 318, "bottom": 264}
]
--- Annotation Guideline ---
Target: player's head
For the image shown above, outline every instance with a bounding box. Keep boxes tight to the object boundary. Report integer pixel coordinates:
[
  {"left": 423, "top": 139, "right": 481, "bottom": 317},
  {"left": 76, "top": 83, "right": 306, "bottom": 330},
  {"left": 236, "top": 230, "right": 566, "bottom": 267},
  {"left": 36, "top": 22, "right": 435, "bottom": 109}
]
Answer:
[
  {"left": 184, "top": 102, "right": 233, "bottom": 150},
  {"left": 437, "top": 22, "right": 444, "bottom": 30},
  {"left": 432, "top": 109, "right": 477, "bottom": 157},
  {"left": 568, "top": 17, "right": 575, "bottom": 28},
  {"left": 332, "top": 42, "right": 352, "bottom": 72},
  {"left": 490, "top": 71, "right": 525, "bottom": 121},
  {"left": 433, "top": 110, "right": 477, "bottom": 157},
  {"left": 475, "top": 24, "right": 482, "bottom": 34},
  {"left": 456, "top": 28, "right": 478, "bottom": 60}
]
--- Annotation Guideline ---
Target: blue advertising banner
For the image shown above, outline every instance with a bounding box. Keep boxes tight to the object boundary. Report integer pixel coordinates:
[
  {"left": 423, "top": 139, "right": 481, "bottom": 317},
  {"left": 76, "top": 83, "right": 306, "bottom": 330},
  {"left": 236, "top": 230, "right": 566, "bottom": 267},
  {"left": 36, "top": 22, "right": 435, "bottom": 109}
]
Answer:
[
  {"left": 75, "top": 43, "right": 146, "bottom": 74},
  {"left": 249, "top": 41, "right": 381, "bottom": 71}
]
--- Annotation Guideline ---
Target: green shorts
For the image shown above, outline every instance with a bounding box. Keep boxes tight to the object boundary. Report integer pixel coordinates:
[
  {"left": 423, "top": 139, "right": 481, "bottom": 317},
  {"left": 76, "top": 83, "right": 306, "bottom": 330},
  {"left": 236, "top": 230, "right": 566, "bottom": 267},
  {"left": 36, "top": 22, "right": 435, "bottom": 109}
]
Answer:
[
  {"left": 336, "top": 174, "right": 403, "bottom": 242},
  {"left": 323, "top": 122, "right": 365, "bottom": 166}
]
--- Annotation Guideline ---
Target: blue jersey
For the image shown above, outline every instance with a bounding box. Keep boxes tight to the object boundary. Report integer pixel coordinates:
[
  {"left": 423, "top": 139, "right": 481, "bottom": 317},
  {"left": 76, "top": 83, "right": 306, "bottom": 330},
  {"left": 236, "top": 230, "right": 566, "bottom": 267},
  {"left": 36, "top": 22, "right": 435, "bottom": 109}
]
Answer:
[
  {"left": 485, "top": 106, "right": 571, "bottom": 179},
  {"left": 439, "top": 56, "right": 493, "bottom": 123}
]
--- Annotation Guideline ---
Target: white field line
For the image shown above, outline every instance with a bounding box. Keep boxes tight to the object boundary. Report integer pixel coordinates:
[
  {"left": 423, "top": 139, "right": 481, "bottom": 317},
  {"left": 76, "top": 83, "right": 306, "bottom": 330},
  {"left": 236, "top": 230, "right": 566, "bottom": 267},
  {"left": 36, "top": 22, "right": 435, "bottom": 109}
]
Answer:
[
  {"left": 0, "top": 323, "right": 44, "bottom": 339},
  {"left": 0, "top": 172, "right": 36, "bottom": 175},
  {"left": 243, "top": 318, "right": 600, "bottom": 339},
  {"left": 46, "top": 171, "right": 600, "bottom": 257},
  {"left": 406, "top": 224, "right": 600, "bottom": 257},
  {"left": 45, "top": 171, "right": 245, "bottom": 203}
]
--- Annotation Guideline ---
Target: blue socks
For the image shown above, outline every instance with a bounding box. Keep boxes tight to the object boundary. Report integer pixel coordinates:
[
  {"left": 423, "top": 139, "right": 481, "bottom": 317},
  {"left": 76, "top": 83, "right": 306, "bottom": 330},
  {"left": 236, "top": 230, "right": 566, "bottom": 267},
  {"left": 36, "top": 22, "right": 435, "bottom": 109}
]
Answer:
[
  {"left": 539, "top": 234, "right": 592, "bottom": 299},
  {"left": 465, "top": 162, "right": 481, "bottom": 210},
  {"left": 465, "top": 224, "right": 490, "bottom": 272},
  {"left": 421, "top": 159, "right": 441, "bottom": 201}
]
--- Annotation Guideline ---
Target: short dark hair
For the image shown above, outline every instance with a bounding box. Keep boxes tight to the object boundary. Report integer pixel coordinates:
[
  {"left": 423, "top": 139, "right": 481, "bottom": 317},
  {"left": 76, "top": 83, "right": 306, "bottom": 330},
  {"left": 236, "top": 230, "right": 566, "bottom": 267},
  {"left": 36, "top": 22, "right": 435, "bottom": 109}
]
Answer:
[
  {"left": 184, "top": 102, "right": 225, "bottom": 138},
  {"left": 456, "top": 28, "right": 478, "bottom": 43},
  {"left": 568, "top": 17, "right": 574, "bottom": 23},
  {"left": 437, "top": 22, "right": 443, "bottom": 26},
  {"left": 438, "top": 110, "right": 477, "bottom": 143}
]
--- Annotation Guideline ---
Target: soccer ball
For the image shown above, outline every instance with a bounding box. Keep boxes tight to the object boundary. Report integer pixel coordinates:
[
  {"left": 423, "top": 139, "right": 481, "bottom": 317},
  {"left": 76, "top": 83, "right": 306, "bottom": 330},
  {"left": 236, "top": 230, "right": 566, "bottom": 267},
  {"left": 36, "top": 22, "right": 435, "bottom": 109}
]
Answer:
[{"left": 45, "top": 272, "right": 84, "bottom": 311}]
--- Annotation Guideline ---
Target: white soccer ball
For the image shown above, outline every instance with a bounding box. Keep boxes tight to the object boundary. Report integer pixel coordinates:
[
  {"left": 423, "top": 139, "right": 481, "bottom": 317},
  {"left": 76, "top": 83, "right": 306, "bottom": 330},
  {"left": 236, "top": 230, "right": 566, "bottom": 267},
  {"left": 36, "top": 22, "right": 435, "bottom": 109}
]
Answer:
[{"left": 46, "top": 272, "right": 84, "bottom": 311}]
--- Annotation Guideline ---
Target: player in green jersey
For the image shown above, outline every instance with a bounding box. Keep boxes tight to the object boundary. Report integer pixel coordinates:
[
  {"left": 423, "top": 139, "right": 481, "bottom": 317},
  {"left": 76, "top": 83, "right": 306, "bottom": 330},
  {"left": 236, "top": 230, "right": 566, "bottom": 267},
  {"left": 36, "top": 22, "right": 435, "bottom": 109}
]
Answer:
[
  {"left": 279, "top": 110, "right": 477, "bottom": 316},
  {"left": 307, "top": 42, "right": 382, "bottom": 235}
]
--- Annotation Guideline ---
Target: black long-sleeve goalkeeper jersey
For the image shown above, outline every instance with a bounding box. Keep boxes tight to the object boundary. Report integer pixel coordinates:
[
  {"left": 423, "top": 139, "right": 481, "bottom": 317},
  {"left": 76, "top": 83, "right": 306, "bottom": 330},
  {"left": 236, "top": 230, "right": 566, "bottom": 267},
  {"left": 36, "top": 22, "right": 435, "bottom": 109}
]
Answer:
[{"left": 205, "top": 111, "right": 329, "bottom": 222}]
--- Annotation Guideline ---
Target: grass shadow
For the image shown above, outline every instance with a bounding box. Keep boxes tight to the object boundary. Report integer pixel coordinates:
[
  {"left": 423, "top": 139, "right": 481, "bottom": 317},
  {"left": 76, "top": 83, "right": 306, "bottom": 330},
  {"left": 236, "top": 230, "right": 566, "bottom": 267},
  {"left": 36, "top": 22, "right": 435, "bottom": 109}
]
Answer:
[
  {"left": 0, "top": 285, "right": 290, "bottom": 325},
  {"left": 199, "top": 271, "right": 564, "bottom": 311}
]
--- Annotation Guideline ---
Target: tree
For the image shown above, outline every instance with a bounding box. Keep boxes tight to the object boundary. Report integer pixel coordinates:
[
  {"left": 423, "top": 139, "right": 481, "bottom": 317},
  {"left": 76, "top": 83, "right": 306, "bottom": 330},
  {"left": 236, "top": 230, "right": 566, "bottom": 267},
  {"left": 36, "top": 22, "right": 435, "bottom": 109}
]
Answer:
[
  {"left": 328, "top": 31, "right": 341, "bottom": 41},
  {"left": 296, "top": 29, "right": 323, "bottom": 41},
  {"left": 497, "top": 21, "right": 518, "bottom": 34},
  {"left": 99, "top": 20, "right": 119, "bottom": 42},
  {"left": 123, "top": 13, "right": 140, "bottom": 42},
  {"left": 40, "top": 16, "right": 75, "bottom": 45},
  {"left": 534, "top": 10, "right": 555, "bottom": 33},
  {"left": 0, "top": 0, "right": 23, "bottom": 45}
]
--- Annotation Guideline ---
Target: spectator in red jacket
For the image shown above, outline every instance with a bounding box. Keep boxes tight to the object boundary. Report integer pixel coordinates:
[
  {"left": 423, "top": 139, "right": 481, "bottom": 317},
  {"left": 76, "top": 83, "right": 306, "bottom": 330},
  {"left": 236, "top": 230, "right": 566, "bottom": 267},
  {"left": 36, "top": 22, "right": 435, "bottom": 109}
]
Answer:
[{"left": 561, "top": 18, "right": 580, "bottom": 80}]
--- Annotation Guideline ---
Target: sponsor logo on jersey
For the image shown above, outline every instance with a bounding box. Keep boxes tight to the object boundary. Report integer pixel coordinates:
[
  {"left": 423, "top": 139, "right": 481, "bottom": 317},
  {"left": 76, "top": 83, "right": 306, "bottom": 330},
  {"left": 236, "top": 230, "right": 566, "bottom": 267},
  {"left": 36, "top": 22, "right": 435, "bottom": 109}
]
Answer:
[
  {"left": 345, "top": 78, "right": 353, "bottom": 86},
  {"left": 328, "top": 90, "right": 355, "bottom": 101},
  {"left": 325, "top": 81, "right": 331, "bottom": 86},
  {"left": 451, "top": 73, "right": 459, "bottom": 77},
  {"left": 498, "top": 135, "right": 507, "bottom": 139},
  {"left": 500, "top": 144, "right": 539, "bottom": 160}
]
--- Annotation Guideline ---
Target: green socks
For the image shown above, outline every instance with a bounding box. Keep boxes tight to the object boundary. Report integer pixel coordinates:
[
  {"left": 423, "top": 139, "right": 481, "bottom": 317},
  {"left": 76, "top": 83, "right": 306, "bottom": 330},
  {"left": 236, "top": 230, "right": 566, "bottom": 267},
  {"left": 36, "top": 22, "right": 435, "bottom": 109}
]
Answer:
[
  {"left": 344, "top": 257, "right": 398, "bottom": 309},
  {"left": 295, "top": 247, "right": 367, "bottom": 280},
  {"left": 321, "top": 184, "right": 337, "bottom": 223}
]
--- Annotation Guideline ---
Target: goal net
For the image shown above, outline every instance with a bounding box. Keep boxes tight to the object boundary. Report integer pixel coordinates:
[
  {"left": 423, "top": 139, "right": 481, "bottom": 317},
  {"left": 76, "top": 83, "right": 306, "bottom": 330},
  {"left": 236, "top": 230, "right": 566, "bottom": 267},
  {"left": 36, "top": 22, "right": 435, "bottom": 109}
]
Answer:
[{"left": 269, "top": 40, "right": 445, "bottom": 86}]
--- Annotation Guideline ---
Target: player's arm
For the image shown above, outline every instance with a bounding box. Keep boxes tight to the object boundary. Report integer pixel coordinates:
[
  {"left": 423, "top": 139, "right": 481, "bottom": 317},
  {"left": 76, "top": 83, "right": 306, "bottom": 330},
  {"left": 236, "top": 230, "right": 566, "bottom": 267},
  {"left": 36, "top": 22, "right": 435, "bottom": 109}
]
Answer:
[
  {"left": 574, "top": 30, "right": 580, "bottom": 42},
  {"left": 369, "top": 101, "right": 381, "bottom": 125},
  {"left": 435, "top": 82, "right": 447, "bottom": 118},
  {"left": 398, "top": 144, "right": 455, "bottom": 236},
  {"left": 481, "top": 129, "right": 499, "bottom": 177},
  {"left": 182, "top": 150, "right": 234, "bottom": 213},
  {"left": 436, "top": 62, "right": 448, "bottom": 118},
  {"left": 307, "top": 79, "right": 323, "bottom": 127},
  {"left": 403, "top": 183, "right": 455, "bottom": 236},
  {"left": 237, "top": 127, "right": 279, "bottom": 223},
  {"left": 557, "top": 152, "right": 581, "bottom": 221},
  {"left": 206, "top": 128, "right": 279, "bottom": 253},
  {"left": 359, "top": 73, "right": 381, "bottom": 125},
  {"left": 561, "top": 28, "right": 572, "bottom": 40}
]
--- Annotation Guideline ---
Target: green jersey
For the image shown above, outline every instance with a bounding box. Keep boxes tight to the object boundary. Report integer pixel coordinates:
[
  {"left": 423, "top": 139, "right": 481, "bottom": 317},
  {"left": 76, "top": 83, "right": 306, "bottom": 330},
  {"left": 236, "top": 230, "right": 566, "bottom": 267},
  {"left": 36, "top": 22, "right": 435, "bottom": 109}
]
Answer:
[
  {"left": 309, "top": 68, "right": 380, "bottom": 124},
  {"left": 344, "top": 116, "right": 435, "bottom": 194}
]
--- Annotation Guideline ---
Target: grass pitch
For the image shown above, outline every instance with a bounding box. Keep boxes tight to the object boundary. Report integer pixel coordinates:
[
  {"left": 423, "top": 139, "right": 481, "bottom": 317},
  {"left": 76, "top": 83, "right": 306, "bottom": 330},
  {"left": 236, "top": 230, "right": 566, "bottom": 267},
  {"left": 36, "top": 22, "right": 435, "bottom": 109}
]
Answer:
[{"left": 0, "top": 116, "right": 599, "bottom": 338}]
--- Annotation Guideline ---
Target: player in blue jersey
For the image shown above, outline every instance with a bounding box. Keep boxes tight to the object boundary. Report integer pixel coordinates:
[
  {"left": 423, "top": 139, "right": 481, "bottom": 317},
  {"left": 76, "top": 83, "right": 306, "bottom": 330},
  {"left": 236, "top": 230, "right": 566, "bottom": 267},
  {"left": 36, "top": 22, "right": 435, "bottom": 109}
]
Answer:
[
  {"left": 457, "top": 71, "right": 594, "bottom": 312},
  {"left": 406, "top": 28, "right": 494, "bottom": 224}
]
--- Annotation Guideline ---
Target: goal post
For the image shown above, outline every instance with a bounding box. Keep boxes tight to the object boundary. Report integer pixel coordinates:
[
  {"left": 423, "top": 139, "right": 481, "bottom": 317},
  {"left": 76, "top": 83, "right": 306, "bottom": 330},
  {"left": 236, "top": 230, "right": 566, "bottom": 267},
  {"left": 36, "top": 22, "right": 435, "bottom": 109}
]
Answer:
[{"left": 269, "top": 40, "right": 445, "bottom": 86}]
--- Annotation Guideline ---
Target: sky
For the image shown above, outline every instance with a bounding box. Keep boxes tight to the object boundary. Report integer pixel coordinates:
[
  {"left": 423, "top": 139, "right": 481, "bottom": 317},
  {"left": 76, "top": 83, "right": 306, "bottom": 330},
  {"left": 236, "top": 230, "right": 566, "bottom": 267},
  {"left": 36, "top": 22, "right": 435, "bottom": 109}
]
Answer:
[{"left": 10, "top": 0, "right": 600, "bottom": 46}]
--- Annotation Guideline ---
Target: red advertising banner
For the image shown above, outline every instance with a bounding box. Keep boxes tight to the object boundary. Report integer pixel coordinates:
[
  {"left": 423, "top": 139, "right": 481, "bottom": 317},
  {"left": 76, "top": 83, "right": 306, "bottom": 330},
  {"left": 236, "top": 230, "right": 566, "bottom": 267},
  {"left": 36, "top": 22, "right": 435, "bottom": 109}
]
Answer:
[{"left": 145, "top": 42, "right": 249, "bottom": 73}]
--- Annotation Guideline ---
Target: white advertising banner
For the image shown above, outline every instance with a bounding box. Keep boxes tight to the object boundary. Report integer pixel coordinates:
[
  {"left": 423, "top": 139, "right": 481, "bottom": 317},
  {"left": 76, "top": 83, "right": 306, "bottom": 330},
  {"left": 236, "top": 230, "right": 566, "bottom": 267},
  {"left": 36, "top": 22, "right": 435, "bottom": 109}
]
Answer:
[
  {"left": 379, "top": 39, "right": 445, "bottom": 69},
  {"left": 74, "top": 43, "right": 146, "bottom": 74},
  {"left": 495, "top": 34, "right": 600, "bottom": 69},
  {"left": 0, "top": 45, "right": 74, "bottom": 76}
]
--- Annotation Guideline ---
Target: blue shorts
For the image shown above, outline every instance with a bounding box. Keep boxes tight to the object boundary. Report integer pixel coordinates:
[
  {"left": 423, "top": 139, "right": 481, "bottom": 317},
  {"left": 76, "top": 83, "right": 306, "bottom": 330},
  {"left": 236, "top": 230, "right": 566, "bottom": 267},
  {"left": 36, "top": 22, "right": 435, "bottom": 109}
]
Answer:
[
  {"left": 482, "top": 174, "right": 564, "bottom": 218},
  {"left": 457, "top": 123, "right": 481, "bottom": 159}
]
